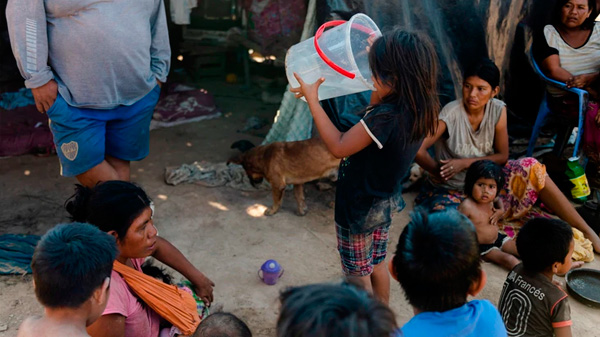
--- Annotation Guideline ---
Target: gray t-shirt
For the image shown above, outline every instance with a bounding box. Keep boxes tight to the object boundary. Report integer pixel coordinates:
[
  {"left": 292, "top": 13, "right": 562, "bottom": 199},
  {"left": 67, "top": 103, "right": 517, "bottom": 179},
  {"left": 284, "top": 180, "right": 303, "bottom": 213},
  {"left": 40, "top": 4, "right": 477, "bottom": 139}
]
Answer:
[
  {"left": 433, "top": 98, "right": 505, "bottom": 190},
  {"left": 7, "top": 0, "right": 171, "bottom": 109},
  {"left": 498, "top": 263, "right": 571, "bottom": 337}
]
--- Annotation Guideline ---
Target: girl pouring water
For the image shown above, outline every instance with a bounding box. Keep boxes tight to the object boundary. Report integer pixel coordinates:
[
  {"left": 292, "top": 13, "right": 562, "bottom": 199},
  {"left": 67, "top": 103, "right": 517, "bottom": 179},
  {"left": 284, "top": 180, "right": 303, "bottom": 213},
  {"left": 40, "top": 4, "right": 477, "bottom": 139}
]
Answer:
[{"left": 290, "top": 29, "right": 439, "bottom": 303}]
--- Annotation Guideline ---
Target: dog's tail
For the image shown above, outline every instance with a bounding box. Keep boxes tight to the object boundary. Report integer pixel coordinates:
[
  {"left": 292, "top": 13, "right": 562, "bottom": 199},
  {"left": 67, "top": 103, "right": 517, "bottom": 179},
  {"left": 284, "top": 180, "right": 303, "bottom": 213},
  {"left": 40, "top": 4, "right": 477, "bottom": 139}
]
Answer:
[{"left": 231, "top": 140, "right": 255, "bottom": 153}]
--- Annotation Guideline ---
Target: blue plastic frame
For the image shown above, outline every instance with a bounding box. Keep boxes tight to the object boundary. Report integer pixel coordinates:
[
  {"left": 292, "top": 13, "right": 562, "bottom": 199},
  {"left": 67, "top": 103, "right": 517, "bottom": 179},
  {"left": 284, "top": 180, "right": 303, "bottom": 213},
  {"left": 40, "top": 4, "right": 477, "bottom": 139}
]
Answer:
[{"left": 527, "top": 52, "right": 588, "bottom": 158}]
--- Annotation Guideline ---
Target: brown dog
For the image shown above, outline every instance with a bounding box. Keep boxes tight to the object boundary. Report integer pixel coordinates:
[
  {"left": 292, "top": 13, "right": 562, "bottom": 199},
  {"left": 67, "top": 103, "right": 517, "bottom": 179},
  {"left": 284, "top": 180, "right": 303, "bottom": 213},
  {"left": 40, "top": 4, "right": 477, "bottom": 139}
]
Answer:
[{"left": 230, "top": 137, "right": 340, "bottom": 216}]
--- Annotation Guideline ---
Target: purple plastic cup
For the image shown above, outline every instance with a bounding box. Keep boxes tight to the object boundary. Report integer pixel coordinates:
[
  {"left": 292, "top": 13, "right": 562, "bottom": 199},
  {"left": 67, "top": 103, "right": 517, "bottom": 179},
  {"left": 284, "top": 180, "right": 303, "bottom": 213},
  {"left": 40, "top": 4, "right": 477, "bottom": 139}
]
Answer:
[{"left": 258, "top": 259, "right": 284, "bottom": 285}]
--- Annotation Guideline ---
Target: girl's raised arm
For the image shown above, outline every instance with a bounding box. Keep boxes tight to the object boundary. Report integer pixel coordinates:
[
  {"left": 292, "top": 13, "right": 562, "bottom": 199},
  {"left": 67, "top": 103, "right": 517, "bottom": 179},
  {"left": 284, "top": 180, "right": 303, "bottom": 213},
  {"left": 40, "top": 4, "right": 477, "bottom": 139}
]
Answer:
[{"left": 290, "top": 73, "right": 373, "bottom": 158}]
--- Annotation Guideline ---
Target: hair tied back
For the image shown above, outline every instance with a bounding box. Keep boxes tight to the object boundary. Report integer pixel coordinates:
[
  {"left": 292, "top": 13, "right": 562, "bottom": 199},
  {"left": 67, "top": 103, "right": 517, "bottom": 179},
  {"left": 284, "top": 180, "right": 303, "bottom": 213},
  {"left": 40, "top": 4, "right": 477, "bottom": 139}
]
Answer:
[{"left": 65, "top": 184, "right": 92, "bottom": 222}]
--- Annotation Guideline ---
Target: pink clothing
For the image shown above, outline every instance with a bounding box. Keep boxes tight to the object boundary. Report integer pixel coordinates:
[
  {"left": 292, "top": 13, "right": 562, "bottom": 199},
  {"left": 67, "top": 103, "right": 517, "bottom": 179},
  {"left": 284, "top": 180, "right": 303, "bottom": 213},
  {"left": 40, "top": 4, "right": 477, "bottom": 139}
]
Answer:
[{"left": 104, "top": 258, "right": 161, "bottom": 337}]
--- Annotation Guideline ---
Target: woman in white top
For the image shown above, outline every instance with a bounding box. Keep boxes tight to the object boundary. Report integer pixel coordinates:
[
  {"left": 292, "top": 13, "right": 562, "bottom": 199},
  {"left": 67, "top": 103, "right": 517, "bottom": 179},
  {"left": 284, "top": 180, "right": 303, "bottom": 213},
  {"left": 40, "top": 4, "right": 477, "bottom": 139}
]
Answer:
[
  {"left": 536, "top": 0, "right": 600, "bottom": 184},
  {"left": 538, "top": 0, "right": 599, "bottom": 97},
  {"left": 414, "top": 58, "right": 600, "bottom": 253}
]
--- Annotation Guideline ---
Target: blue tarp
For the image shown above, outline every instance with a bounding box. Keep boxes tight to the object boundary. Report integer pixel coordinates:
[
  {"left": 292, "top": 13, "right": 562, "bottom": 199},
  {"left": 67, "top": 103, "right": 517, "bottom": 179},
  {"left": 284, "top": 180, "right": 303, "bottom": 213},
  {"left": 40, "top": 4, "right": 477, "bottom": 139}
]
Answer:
[
  {"left": 0, "top": 234, "right": 40, "bottom": 275},
  {"left": 0, "top": 88, "right": 35, "bottom": 110}
]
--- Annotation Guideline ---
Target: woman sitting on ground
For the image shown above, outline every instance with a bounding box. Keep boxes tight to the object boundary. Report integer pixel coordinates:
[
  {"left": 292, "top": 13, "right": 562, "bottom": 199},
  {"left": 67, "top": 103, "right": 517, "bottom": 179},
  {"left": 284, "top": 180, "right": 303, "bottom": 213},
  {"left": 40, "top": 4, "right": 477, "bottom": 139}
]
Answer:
[
  {"left": 414, "top": 58, "right": 600, "bottom": 254},
  {"left": 534, "top": 0, "right": 600, "bottom": 186},
  {"left": 65, "top": 180, "right": 215, "bottom": 337}
]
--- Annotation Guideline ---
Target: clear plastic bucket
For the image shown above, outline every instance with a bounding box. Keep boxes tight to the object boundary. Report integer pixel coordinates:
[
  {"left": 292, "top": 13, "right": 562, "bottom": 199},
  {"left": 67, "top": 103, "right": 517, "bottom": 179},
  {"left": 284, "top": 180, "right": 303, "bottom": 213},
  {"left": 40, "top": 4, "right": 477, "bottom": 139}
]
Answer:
[{"left": 285, "top": 13, "right": 381, "bottom": 101}]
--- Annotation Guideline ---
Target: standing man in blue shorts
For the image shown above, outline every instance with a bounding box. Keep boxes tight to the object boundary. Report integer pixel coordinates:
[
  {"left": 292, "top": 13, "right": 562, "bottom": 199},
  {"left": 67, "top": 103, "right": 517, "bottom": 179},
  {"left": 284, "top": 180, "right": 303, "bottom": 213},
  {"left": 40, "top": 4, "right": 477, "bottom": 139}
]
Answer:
[{"left": 6, "top": 0, "right": 170, "bottom": 187}]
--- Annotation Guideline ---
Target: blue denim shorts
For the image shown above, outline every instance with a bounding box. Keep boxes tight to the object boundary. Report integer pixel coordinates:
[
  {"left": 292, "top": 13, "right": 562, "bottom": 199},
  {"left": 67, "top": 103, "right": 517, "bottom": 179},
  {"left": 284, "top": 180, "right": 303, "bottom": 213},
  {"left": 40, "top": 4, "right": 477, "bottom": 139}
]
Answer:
[{"left": 47, "top": 85, "right": 160, "bottom": 177}]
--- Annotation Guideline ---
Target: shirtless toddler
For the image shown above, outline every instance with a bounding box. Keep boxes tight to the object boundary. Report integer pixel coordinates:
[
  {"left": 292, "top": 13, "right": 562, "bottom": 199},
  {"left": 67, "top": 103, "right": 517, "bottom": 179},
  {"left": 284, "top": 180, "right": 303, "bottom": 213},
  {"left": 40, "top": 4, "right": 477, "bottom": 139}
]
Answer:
[{"left": 458, "top": 160, "right": 519, "bottom": 270}]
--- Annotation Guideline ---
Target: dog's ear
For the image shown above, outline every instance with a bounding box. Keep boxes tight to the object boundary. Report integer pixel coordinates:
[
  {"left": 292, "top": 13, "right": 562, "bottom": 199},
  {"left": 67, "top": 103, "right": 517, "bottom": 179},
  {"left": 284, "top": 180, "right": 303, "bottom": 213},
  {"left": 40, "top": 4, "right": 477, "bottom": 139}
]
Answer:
[{"left": 231, "top": 140, "right": 255, "bottom": 153}]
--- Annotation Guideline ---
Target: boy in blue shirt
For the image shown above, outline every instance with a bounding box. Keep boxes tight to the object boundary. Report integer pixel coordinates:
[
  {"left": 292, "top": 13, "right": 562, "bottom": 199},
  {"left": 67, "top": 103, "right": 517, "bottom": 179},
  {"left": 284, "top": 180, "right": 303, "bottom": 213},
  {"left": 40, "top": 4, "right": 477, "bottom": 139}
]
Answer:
[{"left": 390, "top": 208, "right": 507, "bottom": 336}]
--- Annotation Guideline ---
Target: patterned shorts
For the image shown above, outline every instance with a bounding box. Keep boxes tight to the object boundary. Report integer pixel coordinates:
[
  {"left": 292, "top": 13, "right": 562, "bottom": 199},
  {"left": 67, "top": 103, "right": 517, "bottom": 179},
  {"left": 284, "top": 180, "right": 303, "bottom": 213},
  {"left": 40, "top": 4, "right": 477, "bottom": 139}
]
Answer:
[{"left": 336, "top": 222, "right": 391, "bottom": 277}]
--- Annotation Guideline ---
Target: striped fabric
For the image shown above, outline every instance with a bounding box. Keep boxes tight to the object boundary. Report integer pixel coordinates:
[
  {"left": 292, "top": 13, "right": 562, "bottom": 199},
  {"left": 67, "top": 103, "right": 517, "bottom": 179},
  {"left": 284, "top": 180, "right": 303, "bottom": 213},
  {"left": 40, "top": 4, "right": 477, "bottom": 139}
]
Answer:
[{"left": 544, "top": 23, "right": 600, "bottom": 96}]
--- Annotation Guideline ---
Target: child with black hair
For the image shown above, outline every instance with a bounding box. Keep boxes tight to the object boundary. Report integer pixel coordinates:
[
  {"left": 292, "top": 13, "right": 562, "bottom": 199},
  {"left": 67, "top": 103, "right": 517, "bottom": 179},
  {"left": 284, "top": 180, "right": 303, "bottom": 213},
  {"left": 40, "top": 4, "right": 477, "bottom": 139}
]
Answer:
[
  {"left": 458, "top": 159, "right": 520, "bottom": 270},
  {"left": 276, "top": 282, "right": 398, "bottom": 337},
  {"left": 498, "top": 218, "right": 575, "bottom": 337},
  {"left": 390, "top": 208, "right": 507, "bottom": 337},
  {"left": 290, "top": 28, "right": 440, "bottom": 303},
  {"left": 18, "top": 223, "right": 117, "bottom": 337},
  {"left": 195, "top": 312, "right": 252, "bottom": 337}
]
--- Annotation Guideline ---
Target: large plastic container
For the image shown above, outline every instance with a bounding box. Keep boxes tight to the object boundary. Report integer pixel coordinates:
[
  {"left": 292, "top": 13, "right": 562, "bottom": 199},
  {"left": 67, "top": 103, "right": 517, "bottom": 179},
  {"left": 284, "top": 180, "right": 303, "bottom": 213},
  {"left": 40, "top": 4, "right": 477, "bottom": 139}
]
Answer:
[
  {"left": 566, "top": 156, "right": 591, "bottom": 202},
  {"left": 285, "top": 13, "right": 381, "bottom": 101}
]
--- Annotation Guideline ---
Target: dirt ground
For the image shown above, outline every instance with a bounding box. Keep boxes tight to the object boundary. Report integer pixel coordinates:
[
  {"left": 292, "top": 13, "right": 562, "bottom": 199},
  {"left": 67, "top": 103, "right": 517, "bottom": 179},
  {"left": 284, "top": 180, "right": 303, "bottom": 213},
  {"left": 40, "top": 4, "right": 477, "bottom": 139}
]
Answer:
[{"left": 1, "top": 77, "right": 599, "bottom": 337}]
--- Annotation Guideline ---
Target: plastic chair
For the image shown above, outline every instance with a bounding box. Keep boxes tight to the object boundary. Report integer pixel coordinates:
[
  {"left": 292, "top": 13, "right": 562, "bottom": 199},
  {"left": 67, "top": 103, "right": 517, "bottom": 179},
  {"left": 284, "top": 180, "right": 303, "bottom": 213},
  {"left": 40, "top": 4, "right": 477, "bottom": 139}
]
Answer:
[{"left": 527, "top": 52, "right": 588, "bottom": 158}]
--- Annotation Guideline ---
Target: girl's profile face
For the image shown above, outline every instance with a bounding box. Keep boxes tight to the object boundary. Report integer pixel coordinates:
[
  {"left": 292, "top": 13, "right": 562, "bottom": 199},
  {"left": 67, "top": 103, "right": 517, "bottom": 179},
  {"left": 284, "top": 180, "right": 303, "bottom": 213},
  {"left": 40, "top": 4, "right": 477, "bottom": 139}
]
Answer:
[
  {"left": 560, "top": 0, "right": 591, "bottom": 29},
  {"left": 462, "top": 76, "right": 498, "bottom": 112},
  {"left": 471, "top": 177, "right": 497, "bottom": 204},
  {"left": 116, "top": 207, "right": 157, "bottom": 259}
]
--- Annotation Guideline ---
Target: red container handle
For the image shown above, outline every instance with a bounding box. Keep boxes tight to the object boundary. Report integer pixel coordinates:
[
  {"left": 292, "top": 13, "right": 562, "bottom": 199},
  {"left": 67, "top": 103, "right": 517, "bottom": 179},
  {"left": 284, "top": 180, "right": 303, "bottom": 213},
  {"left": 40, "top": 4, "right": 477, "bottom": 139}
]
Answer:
[{"left": 313, "top": 20, "right": 356, "bottom": 80}]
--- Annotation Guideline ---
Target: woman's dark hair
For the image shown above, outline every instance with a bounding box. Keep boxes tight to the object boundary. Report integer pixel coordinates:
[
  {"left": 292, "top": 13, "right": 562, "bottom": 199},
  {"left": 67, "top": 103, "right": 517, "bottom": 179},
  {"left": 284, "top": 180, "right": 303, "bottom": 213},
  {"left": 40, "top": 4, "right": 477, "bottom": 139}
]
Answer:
[
  {"left": 464, "top": 160, "right": 505, "bottom": 198},
  {"left": 369, "top": 29, "right": 439, "bottom": 142},
  {"left": 463, "top": 58, "right": 500, "bottom": 89},
  {"left": 277, "top": 282, "right": 397, "bottom": 337},
  {"left": 517, "top": 218, "right": 573, "bottom": 273},
  {"left": 393, "top": 208, "right": 481, "bottom": 312},
  {"left": 552, "top": 0, "right": 597, "bottom": 30},
  {"left": 65, "top": 181, "right": 152, "bottom": 239}
]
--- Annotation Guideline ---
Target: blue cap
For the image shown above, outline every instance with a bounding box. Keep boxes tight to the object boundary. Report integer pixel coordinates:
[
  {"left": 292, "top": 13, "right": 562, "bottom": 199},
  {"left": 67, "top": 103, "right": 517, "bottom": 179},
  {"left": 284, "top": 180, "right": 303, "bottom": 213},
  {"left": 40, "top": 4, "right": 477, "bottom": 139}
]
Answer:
[{"left": 261, "top": 259, "right": 281, "bottom": 273}]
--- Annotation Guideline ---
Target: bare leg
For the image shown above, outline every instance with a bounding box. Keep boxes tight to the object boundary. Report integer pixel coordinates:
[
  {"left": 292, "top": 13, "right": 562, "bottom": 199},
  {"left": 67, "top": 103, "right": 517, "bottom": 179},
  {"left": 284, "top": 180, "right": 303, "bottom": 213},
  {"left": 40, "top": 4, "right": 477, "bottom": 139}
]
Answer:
[
  {"left": 105, "top": 155, "right": 130, "bottom": 181},
  {"left": 483, "top": 249, "right": 520, "bottom": 271},
  {"left": 76, "top": 160, "right": 120, "bottom": 187},
  {"left": 539, "top": 176, "right": 600, "bottom": 253},
  {"left": 346, "top": 274, "right": 373, "bottom": 296},
  {"left": 346, "top": 262, "right": 390, "bottom": 304},
  {"left": 370, "top": 261, "right": 390, "bottom": 305},
  {"left": 502, "top": 239, "right": 519, "bottom": 257},
  {"left": 293, "top": 184, "right": 307, "bottom": 216}
]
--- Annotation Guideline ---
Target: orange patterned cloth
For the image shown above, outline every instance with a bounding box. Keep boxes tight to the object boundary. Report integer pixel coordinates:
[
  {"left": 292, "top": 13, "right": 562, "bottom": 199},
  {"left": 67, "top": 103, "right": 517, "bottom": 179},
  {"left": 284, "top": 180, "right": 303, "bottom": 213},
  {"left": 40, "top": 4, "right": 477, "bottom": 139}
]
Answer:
[
  {"left": 500, "top": 157, "right": 546, "bottom": 222},
  {"left": 112, "top": 261, "right": 200, "bottom": 335}
]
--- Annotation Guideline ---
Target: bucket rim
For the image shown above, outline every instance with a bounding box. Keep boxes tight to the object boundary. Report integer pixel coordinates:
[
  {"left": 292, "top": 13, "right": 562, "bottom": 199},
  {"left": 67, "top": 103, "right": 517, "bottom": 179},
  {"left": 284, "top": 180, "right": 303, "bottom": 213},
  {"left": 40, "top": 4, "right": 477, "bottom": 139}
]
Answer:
[{"left": 344, "top": 13, "right": 381, "bottom": 91}]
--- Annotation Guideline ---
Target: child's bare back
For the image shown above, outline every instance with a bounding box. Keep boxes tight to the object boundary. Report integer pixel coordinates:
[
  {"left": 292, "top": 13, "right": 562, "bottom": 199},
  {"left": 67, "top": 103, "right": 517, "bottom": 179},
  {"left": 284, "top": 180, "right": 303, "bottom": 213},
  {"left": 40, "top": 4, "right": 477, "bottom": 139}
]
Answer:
[
  {"left": 458, "top": 197, "right": 498, "bottom": 244},
  {"left": 17, "top": 316, "right": 89, "bottom": 337}
]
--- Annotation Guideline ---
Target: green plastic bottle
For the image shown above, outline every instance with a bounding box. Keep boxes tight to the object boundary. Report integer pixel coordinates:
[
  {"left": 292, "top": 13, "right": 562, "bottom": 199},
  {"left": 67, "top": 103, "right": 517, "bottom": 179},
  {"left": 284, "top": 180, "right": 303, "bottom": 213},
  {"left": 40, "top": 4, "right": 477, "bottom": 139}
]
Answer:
[{"left": 565, "top": 156, "right": 591, "bottom": 202}]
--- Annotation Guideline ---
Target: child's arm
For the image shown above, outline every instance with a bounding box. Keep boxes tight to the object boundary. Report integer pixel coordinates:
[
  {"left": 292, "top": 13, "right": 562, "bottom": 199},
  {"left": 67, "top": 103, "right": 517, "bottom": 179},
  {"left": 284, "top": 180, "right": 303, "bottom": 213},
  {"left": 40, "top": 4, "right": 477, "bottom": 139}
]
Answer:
[
  {"left": 554, "top": 326, "right": 572, "bottom": 337},
  {"left": 457, "top": 199, "right": 473, "bottom": 219},
  {"left": 490, "top": 198, "right": 504, "bottom": 226},
  {"left": 290, "top": 73, "right": 372, "bottom": 158}
]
